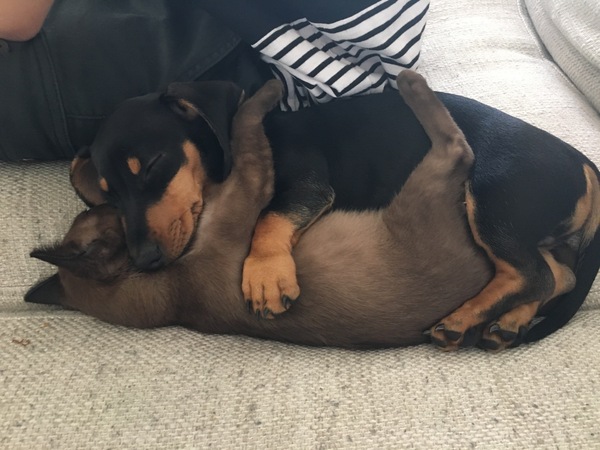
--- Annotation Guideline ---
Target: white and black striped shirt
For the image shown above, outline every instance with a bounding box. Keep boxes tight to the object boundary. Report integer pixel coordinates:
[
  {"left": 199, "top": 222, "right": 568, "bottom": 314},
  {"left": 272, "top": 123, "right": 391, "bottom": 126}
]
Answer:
[{"left": 201, "top": 0, "right": 429, "bottom": 110}]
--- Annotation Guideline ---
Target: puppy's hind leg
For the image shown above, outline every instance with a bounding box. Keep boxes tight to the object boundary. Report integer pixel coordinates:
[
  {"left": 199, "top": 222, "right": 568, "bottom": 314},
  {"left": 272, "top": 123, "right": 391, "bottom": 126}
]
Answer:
[{"left": 383, "top": 70, "right": 474, "bottom": 240}]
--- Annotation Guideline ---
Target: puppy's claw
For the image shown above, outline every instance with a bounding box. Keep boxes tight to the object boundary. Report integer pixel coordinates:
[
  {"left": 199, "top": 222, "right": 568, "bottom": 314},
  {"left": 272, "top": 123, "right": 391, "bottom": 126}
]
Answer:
[
  {"left": 429, "top": 320, "right": 476, "bottom": 351},
  {"left": 422, "top": 329, "right": 432, "bottom": 336},
  {"left": 488, "top": 323, "right": 501, "bottom": 334},
  {"left": 242, "top": 251, "right": 300, "bottom": 318},
  {"left": 489, "top": 323, "right": 519, "bottom": 342}
]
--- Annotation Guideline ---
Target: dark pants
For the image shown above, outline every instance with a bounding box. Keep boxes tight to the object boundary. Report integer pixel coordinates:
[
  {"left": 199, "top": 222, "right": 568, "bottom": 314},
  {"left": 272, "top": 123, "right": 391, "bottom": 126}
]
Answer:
[{"left": 0, "top": 0, "right": 270, "bottom": 161}]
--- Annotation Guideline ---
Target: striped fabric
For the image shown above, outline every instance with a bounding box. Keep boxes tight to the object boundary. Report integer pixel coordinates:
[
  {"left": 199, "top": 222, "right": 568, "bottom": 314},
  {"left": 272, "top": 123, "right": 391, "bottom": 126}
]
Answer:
[
  {"left": 201, "top": 0, "right": 430, "bottom": 110},
  {"left": 255, "top": 0, "right": 429, "bottom": 110}
]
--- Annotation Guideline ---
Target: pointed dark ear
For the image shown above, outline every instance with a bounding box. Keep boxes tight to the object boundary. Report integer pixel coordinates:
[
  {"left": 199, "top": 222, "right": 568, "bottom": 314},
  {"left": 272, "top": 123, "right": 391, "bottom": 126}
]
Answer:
[
  {"left": 70, "top": 146, "right": 106, "bottom": 207},
  {"left": 161, "top": 81, "right": 245, "bottom": 181},
  {"left": 30, "top": 244, "right": 86, "bottom": 274},
  {"left": 25, "top": 273, "right": 65, "bottom": 306},
  {"left": 31, "top": 238, "right": 125, "bottom": 281}
]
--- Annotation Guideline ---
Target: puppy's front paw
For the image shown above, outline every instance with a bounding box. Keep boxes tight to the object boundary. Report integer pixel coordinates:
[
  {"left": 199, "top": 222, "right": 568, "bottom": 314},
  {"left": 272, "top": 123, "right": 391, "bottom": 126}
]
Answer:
[{"left": 242, "top": 252, "right": 300, "bottom": 319}]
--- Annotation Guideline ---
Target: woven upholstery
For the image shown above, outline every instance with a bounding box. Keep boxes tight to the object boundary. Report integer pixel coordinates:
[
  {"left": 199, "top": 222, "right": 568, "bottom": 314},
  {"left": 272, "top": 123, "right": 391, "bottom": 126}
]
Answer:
[
  {"left": 1, "top": 0, "right": 599, "bottom": 448},
  {"left": 3, "top": 311, "right": 599, "bottom": 448},
  {"left": 525, "top": 0, "right": 600, "bottom": 112}
]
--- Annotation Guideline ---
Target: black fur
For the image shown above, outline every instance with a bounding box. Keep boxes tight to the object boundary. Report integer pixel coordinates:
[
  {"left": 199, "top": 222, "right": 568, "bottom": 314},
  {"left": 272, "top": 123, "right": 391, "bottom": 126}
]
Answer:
[{"left": 79, "top": 84, "right": 600, "bottom": 343}]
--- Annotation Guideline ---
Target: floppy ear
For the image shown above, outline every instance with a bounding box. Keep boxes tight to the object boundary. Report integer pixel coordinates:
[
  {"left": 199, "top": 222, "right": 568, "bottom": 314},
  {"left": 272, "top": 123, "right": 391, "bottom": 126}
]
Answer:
[
  {"left": 24, "top": 273, "right": 65, "bottom": 306},
  {"left": 161, "top": 81, "right": 245, "bottom": 181},
  {"left": 70, "top": 146, "right": 106, "bottom": 207}
]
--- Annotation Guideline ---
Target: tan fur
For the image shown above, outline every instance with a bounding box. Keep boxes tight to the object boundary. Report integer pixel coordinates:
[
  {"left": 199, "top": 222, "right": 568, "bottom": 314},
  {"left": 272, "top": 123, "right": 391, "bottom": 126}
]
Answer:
[
  {"left": 127, "top": 157, "right": 142, "bottom": 175},
  {"left": 429, "top": 162, "right": 600, "bottom": 350},
  {"left": 99, "top": 177, "right": 109, "bottom": 192},
  {"left": 580, "top": 164, "right": 600, "bottom": 246},
  {"left": 32, "top": 76, "right": 494, "bottom": 348},
  {"left": 145, "top": 141, "right": 204, "bottom": 261},
  {"left": 541, "top": 250, "right": 576, "bottom": 298},
  {"left": 176, "top": 99, "right": 201, "bottom": 120},
  {"left": 429, "top": 188, "right": 527, "bottom": 350},
  {"left": 242, "top": 213, "right": 300, "bottom": 316},
  {"left": 480, "top": 302, "right": 541, "bottom": 351}
]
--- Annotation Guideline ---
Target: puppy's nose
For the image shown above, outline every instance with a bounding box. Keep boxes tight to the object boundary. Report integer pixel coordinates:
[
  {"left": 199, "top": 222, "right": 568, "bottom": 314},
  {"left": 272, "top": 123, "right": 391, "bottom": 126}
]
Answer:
[{"left": 133, "top": 241, "right": 165, "bottom": 271}]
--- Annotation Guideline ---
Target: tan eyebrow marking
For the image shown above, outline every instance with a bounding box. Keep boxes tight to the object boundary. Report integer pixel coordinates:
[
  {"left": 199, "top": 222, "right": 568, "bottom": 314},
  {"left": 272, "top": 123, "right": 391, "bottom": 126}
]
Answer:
[
  {"left": 99, "top": 177, "right": 109, "bottom": 192},
  {"left": 127, "top": 157, "right": 142, "bottom": 175},
  {"left": 177, "top": 99, "right": 200, "bottom": 119}
]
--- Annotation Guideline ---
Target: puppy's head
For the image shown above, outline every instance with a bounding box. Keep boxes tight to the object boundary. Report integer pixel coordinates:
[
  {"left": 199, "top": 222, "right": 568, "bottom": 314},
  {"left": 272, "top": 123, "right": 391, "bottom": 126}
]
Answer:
[
  {"left": 70, "top": 81, "right": 244, "bottom": 270},
  {"left": 26, "top": 205, "right": 130, "bottom": 307}
]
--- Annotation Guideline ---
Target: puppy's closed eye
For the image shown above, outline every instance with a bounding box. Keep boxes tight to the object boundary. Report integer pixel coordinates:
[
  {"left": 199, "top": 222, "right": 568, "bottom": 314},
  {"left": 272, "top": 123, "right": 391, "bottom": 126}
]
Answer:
[{"left": 144, "top": 153, "right": 165, "bottom": 181}]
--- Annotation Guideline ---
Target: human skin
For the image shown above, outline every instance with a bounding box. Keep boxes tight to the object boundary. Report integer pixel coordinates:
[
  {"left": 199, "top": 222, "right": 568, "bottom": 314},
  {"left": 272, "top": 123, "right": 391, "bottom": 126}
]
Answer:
[{"left": 0, "top": 0, "right": 54, "bottom": 41}]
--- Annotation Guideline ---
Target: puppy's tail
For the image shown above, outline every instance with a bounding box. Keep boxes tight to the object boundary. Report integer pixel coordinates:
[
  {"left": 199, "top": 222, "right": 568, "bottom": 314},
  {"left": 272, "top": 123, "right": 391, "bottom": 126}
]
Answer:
[{"left": 526, "top": 163, "right": 600, "bottom": 342}]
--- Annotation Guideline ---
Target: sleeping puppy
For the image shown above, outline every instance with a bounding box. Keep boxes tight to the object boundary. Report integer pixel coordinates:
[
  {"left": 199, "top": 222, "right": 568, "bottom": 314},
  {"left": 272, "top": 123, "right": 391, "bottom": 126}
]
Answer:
[
  {"left": 26, "top": 73, "right": 499, "bottom": 349},
  {"left": 66, "top": 64, "right": 600, "bottom": 350}
]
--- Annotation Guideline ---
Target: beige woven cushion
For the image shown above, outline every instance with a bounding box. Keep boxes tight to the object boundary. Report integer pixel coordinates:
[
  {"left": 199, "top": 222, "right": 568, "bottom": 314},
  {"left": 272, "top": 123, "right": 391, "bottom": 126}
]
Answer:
[{"left": 525, "top": 0, "right": 600, "bottom": 112}]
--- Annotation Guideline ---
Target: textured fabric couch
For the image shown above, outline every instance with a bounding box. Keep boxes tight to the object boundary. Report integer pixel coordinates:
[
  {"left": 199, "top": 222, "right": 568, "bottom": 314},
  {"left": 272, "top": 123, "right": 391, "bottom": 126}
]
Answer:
[{"left": 2, "top": 0, "right": 599, "bottom": 448}]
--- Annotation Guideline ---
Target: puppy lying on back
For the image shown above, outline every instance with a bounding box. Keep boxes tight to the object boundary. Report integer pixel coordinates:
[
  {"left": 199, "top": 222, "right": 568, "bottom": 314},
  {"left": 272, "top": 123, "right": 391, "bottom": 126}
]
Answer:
[{"left": 27, "top": 73, "right": 495, "bottom": 349}]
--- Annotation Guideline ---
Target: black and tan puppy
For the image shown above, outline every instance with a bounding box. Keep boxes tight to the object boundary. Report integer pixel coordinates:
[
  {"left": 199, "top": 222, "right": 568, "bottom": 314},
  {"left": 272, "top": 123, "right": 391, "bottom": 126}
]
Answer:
[
  {"left": 28, "top": 74, "right": 498, "bottom": 349},
  {"left": 67, "top": 68, "right": 600, "bottom": 350}
]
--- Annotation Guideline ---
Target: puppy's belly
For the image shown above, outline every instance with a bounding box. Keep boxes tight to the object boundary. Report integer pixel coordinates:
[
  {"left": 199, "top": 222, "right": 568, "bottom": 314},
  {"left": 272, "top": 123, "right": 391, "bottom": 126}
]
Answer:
[{"left": 263, "top": 210, "right": 492, "bottom": 348}]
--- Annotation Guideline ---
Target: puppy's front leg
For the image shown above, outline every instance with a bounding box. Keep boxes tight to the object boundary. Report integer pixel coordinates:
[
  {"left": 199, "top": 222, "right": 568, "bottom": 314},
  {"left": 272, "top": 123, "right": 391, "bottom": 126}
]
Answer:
[{"left": 242, "top": 176, "right": 334, "bottom": 318}]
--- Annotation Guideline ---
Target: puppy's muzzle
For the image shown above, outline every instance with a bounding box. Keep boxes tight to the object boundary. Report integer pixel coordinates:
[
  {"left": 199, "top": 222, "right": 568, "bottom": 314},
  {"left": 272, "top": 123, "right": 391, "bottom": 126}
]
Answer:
[{"left": 131, "top": 240, "right": 165, "bottom": 271}]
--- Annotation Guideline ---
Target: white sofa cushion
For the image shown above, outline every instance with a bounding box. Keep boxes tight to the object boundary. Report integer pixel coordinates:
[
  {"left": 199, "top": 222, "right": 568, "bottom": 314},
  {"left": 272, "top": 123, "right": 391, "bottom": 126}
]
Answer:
[{"left": 525, "top": 0, "right": 600, "bottom": 112}]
